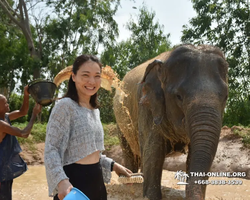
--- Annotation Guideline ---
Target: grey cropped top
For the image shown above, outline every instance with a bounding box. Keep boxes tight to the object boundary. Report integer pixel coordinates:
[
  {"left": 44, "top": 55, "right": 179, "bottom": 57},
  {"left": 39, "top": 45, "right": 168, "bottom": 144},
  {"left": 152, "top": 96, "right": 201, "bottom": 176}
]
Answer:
[{"left": 44, "top": 97, "right": 113, "bottom": 197}]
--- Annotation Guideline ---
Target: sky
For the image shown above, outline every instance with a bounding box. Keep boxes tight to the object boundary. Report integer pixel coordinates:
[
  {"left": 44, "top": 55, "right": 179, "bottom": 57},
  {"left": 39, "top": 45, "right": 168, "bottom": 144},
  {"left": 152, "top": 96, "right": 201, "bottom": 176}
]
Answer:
[{"left": 114, "top": 0, "right": 197, "bottom": 46}]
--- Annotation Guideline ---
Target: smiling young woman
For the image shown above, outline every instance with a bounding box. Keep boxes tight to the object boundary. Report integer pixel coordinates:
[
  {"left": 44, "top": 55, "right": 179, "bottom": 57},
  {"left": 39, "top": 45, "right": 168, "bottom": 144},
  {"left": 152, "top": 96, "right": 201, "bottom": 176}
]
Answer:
[
  {"left": 72, "top": 60, "right": 102, "bottom": 107},
  {"left": 44, "top": 54, "right": 132, "bottom": 200}
]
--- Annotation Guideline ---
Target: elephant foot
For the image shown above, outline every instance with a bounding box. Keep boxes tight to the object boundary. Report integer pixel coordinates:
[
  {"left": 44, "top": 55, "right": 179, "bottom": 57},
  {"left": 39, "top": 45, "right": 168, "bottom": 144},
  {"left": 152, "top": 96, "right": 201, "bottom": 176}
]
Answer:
[
  {"left": 143, "top": 187, "right": 162, "bottom": 200},
  {"left": 144, "top": 193, "right": 162, "bottom": 200},
  {"left": 186, "top": 194, "right": 204, "bottom": 200},
  {"left": 186, "top": 184, "right": 205, "bottom": 200}
]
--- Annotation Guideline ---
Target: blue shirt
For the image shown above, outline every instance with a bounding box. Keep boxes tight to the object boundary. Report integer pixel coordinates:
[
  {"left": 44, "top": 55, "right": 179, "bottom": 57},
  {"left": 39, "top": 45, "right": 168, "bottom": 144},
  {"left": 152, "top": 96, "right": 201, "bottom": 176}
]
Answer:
[{"left": 0, "top": 114, "right": 27, "bottom": 182}]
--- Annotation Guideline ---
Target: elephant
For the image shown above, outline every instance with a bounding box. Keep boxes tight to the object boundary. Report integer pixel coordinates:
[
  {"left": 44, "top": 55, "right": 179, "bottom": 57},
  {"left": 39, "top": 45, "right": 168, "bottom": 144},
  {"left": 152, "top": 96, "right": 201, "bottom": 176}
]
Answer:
[{"left": 113, "top": 44, "right": 228, "bottom": 200}]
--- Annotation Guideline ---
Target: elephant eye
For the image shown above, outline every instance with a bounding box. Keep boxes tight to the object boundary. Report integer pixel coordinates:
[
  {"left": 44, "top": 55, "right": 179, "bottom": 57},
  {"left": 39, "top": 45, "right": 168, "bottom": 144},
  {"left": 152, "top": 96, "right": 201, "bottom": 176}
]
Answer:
[{"left": 176, "top": 94, "right": 183, "bottom": 101}]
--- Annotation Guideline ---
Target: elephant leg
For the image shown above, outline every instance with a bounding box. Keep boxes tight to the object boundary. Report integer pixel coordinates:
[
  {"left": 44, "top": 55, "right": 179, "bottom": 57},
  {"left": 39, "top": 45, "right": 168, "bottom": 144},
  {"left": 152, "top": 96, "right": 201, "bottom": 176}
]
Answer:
[
  {"left": 142, "top": 131, "right": 166, "bottom": 200},
  {"left": 117, "top": 125, "right": 139, "bottom": 172}
]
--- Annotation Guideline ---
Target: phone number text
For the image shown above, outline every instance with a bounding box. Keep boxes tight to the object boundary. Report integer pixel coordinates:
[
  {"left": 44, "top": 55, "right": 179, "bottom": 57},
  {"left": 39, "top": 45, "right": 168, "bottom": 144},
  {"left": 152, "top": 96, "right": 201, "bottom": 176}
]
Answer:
[{"left": 194, "top": 180, "right": 243, "bottom": 185}]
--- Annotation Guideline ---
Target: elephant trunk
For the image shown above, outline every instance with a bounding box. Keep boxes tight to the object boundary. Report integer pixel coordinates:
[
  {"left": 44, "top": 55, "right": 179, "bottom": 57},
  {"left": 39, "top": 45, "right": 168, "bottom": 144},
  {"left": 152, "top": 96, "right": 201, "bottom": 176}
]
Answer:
[{"left": 185, "top": 105, "right": 222, "bottom": 200}]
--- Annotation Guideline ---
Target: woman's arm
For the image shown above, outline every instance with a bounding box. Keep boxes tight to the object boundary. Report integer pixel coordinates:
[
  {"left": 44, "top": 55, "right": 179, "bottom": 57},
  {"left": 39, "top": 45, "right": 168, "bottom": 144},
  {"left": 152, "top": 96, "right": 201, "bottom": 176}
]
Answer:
[
  {"left": 112, "top": 162, "right": 132, "bottom": 177},
  {"left": 44, "top": 100, "right": 71, "bottom": 197},
  {"left": 100, "top": 154, "right": 132, "bottom": 183},
  {"left": 99, "top": 154, "right": 113, "bottom": 183}
]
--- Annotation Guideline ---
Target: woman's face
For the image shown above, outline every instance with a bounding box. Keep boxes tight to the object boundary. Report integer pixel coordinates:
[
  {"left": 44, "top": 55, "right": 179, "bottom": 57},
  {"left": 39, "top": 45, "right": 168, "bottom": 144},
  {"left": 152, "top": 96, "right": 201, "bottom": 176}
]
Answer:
[{"left": 72, "top": 61, "right": 101, "bottom": 98}]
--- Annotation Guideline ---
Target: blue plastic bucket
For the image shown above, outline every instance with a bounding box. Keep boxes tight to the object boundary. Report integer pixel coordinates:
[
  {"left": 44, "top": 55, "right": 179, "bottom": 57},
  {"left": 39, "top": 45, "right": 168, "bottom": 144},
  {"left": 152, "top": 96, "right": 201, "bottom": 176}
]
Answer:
[{"left": 64, "top": 187, "right": 90, "bottom": 200}]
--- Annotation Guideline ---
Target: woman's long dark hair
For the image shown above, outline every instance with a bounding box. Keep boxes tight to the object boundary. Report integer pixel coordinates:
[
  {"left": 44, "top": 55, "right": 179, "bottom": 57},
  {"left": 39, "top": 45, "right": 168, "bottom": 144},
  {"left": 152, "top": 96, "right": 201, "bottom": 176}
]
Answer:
[{"left": 64, "top": 54, "right": 102, "bottom": 108}]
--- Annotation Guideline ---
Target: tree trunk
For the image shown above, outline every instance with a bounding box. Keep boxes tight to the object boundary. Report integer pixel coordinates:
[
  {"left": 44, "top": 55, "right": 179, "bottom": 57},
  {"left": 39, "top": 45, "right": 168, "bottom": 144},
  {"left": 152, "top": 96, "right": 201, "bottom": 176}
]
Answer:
[
  {"left": 0, "top": 0, "right": 41, "bottom": 78},
  {"left": 0, "top": 87, "right": 9, "bottom": 99}
]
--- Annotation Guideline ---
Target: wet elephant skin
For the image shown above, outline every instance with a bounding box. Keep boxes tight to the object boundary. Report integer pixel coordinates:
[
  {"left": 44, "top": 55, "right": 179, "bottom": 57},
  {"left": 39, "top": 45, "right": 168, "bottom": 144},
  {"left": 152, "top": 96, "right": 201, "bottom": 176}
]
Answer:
[{"left": 113, "top": 44, "right": 228, "bottom": 200}]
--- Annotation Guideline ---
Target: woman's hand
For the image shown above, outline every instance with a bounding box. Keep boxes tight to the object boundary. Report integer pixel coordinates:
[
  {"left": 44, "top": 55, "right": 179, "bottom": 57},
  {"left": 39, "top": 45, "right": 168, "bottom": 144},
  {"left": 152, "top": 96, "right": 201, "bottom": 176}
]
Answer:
[
  {"left": 113, "top": 162, "right": 132, "bottom": 177},
  {"left": 57, "top": 179, "right": 73, "bottom": 200}
]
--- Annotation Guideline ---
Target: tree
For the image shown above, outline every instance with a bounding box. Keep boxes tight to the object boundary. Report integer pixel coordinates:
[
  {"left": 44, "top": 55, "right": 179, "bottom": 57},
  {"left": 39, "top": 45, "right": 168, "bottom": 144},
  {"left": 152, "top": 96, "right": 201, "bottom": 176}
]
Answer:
[
  {"left": 0, "top": 6, "right": 32, "bottom": 97},
  {"left": 0, "top": 0, "right": 122, "bottom": 92},
  {"left": 125, "top": 4, "right": 171, "bottom": 69},
  {"left": 101, "top": 40, "right": 135, "bottom": 79},
  {"left": 0, "top": 0, "right": 42, "bottom": 78},
  {"left": 101, "top": 4, "right": 171, "bottom": 79},
  {"left": 42, "top": 0, "right": 121, "bottom": 80},
  {"left": 181, "top": 0, "right": 250, "bottom": 126},
  {"left": 0, "top": 0, "right": 123, "bottom": 123},
  {"left": 99, "top": 4, "right": 171, "bottom": 122}
]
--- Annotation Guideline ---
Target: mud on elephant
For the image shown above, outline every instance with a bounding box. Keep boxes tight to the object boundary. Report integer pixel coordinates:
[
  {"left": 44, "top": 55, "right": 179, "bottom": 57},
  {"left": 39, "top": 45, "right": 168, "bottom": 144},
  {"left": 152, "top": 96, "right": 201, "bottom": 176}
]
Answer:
[{"left": 113, "top": 44, "right": 228, "bottom": 200}]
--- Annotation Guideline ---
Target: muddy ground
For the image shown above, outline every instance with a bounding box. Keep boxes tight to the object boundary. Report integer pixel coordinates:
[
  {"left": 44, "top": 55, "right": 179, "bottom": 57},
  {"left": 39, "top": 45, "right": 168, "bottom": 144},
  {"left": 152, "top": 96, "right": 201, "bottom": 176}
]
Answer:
[{"left": 14, "top": 126, "right": 250, "bottom": 199}]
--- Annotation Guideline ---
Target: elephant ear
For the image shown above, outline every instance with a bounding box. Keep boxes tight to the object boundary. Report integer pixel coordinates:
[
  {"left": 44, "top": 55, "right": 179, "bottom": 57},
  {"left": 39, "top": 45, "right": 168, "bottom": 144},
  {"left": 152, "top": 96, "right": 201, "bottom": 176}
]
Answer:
[
  {"left": 140, "top": 59, "right": 165, "bottom": 125},
  {"left": 141, "top": 59, "right": 163, "bottom": 83}
]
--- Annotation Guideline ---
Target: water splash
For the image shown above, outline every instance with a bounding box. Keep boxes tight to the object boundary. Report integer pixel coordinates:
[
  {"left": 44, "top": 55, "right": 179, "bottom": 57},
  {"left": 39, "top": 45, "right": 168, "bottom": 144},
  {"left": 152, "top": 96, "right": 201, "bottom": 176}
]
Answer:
[{"left": 53, "top": 65, "right": 127, "bottom": 103}]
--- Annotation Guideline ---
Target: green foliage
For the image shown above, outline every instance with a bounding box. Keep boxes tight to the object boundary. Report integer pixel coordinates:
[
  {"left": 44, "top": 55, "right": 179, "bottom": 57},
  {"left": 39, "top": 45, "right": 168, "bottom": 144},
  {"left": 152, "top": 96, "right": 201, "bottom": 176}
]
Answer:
[
  {"left": 98, "top": 87, "right": 116, "bottom": 123},
  {"left": 231, "top": 126, "right": 250, "bottom": 148},
  {"left": 0, "top": 22, "right": 31, "bottom": 94},
  {"left": 29, "top": 123, "right": 47, "bottom": 143},
  {"left": 42, "top": 0, "right": 121, "bottom": 80},
  {"left": 182, "top": 0, "right": 250, "bottom": 126},
  {"left": 242, "top": 135, "right": 250, "bottom": 148},
  {"left": 125, "top": 5, "right": 171, "bottom": 68},
  {"left": 100, "top": 5, "right": 172, "bottom": 123},
  {"left": 8, "top": 92, "right": 51, "bottom": 123},
  {"left": 101, "top": 41, "right": 133, "bottom": 79},
  {"left": 0, "top": 0, "right": 122, "bottom": 93},
  {"left": 8, "top": 93, "right": 28, "bottom": 123},
  {"left": 15, "top": 122, "right": 47, "bottom": 144},
  {"left": 102, "top": 122, "right": 120, "bottom": 148},
  {"left": 0, "top": 1, "right": 44, "bottom": 85},
  {"left": 15, "top": 122, "right": 119, "bottom": 149},
  {"left": 101, "top": 4, "right": 171, "bottom": 79},
  {"left": 1, "top": 1, "right": 171, "bottom": 127},
  {"left": 223, "top": 99, "right": 250, "bottom": 127}
]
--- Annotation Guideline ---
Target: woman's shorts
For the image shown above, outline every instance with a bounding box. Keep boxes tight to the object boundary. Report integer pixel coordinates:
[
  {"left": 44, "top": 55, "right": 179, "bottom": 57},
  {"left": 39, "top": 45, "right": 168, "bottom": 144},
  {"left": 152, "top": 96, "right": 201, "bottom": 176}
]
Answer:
[{"left": 54, "top": 162, "right": 107, "bottom": 200}]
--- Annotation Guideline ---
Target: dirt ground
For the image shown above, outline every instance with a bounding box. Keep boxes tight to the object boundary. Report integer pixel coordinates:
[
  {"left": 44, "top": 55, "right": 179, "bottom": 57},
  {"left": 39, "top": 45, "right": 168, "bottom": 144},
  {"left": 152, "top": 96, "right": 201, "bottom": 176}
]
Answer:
[{"left": 14, "top": 126, "right": 250, "bottom": 199}]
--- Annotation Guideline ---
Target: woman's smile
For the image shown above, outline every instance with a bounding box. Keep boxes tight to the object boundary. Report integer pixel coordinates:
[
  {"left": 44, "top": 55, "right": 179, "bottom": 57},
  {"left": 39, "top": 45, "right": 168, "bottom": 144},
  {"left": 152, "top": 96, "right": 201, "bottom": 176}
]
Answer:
[
  {"left": 72, "top": 61, "right": 102, "bottom": 99},
  {"left": 85, "top": 86, "right": 95, "bottom": 90}
]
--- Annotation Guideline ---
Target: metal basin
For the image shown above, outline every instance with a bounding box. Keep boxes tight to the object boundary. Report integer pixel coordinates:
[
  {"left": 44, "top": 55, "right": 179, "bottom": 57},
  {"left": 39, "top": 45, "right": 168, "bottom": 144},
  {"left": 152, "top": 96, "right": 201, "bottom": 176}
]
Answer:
[{"left": 28, "top": 80, "right": 57, "bottom": 106}]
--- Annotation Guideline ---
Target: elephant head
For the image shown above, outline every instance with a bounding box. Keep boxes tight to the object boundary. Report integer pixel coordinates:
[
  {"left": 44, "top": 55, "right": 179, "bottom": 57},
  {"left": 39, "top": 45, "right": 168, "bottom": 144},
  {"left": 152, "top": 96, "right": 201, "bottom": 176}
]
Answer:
[{"left": 139, "top": 44, "right": 228, "bottom": 199}]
